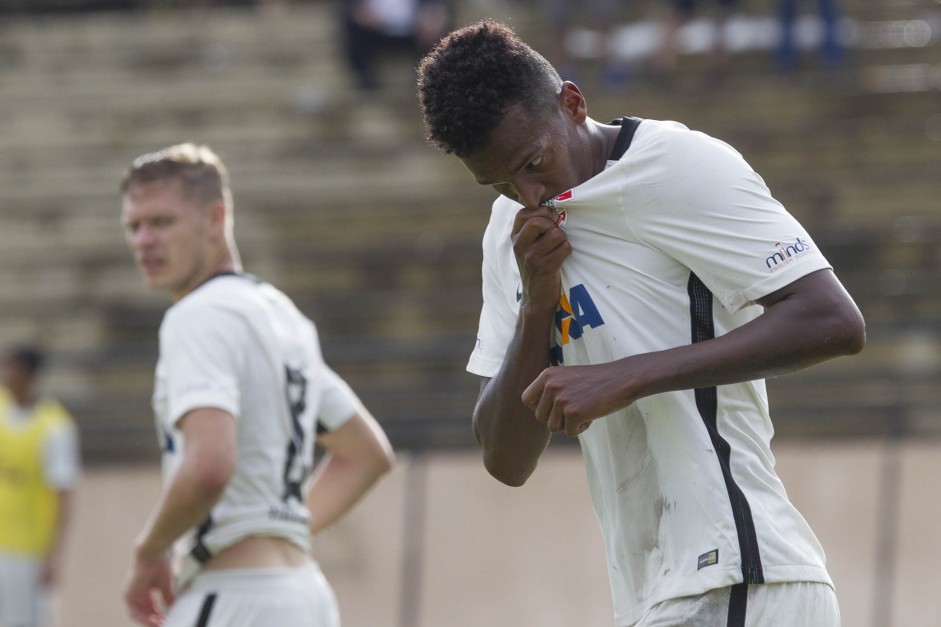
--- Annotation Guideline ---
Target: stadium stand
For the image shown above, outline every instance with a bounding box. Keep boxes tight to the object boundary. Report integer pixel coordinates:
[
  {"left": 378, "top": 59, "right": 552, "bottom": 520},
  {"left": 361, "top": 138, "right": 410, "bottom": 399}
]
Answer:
[{"left": 0, "top": 0, "right": 937, "bottom": 462}]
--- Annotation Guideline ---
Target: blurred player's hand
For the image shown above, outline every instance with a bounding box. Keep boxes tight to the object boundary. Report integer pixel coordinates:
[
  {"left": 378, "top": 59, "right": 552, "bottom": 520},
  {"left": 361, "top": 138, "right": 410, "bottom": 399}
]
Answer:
[
  {"left": 39, "top": 553, "right": 61, "bottom": 586},
  {"left": 124, "top": 552, "right": 175, "bottom": 627},
  {"left": 512, "top": 206, "right": 571, "bottom": 313}
]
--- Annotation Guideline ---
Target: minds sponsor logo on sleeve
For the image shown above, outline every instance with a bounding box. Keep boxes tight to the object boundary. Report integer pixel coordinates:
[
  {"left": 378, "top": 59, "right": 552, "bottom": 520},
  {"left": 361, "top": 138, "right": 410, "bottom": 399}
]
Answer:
[{"left": 765, "top": 237, "right": 813, "bottom": 273}]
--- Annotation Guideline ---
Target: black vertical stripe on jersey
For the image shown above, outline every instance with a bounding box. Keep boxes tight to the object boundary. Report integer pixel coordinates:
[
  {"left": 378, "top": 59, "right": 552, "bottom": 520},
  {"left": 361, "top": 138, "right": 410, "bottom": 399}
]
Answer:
[
  {"left": 190, "top": 515, "right": 214, "bottom": 564},
  {"left": 687, "top": 273, "right": 765, "bottom": 584},
  {"left": 727, "top": 583, "right": 748, "bottom": 627},
  {"left": 282, "top": 365, "right": 307, "bottom": 502},
  {"left": 195, "top": 593, "right": 218, "bottom": 627}
]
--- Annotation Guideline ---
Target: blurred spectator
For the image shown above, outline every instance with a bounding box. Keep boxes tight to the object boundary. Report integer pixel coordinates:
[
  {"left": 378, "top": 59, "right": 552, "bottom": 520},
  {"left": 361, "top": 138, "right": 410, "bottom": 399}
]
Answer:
[
  {"left": 653, "top": 0, "right": 739, "bottom": 77},
  {"left": 0, "top": 346, "right": 81, "bottom": 627},
  {"left": 538, "top": 0, "right": 631, "bottom": 91},
  {"left": 340, "top": 0, "right": 450, "bottom": 92},
  {"left": 774, "top": 0, "right": 845, "bottom": 72}
]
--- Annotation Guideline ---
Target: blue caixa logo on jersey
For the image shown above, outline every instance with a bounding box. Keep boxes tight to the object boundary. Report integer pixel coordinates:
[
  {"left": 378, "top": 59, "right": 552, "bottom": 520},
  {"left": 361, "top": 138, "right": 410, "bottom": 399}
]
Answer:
[{"left": 549, "top": 284, "right": 604, "bottom": 365}]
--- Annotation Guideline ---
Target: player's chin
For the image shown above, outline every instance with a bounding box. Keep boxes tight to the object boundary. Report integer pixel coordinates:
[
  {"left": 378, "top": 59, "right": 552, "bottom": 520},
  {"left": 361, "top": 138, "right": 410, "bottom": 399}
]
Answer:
[
  {"left": 142, "top": 273, "right": 172, "bottom": 293},
  {"left": 142, "top": 274, "right": 164, "bottom": 289}
]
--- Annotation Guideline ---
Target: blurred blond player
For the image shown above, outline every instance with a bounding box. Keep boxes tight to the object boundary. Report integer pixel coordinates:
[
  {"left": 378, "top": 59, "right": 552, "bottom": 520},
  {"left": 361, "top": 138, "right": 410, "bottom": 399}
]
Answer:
[
  {"left": 0, "top": 346, "right": 81, "bottom": 627},
  {"left": 120, "top": 143, "right": 395, "bottom": 627}
]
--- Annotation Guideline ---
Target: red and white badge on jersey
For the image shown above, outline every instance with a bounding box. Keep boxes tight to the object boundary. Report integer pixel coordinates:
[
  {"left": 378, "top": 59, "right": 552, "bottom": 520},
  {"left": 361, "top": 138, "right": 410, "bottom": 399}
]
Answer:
[{"left": 547, "top": 189, "right": 573, "bottom": 228}]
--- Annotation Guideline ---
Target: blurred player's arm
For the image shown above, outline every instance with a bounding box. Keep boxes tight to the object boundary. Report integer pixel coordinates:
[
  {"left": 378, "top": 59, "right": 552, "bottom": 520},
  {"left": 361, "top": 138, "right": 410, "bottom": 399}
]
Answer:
[
  {"left": 472, "top": 206, "right": 568, "bottom": 487},
  {"left": 132, "top": 407, "right": 235, "bottom": 557},
  {"left": 306, "top": 408, "right": 394, "bottom": 535},
  {"left": 124, "top": 408, "right": 235, "bottom": 626},
  {"left": 41, "top": 489, "right": 74, "bottom": 586},
  {"left": 41, "top": 421, "right": 81, "bottom": 586}
]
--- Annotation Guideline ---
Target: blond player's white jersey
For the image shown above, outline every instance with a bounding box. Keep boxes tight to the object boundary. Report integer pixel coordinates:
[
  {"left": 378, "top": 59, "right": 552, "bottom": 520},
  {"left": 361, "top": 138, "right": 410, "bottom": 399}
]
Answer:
[
  {"left": 467, "top": 119, "right": 835, "bottom": 626},
  {"left": 153, "top": 273, "right": 359, "bottom": 589}
]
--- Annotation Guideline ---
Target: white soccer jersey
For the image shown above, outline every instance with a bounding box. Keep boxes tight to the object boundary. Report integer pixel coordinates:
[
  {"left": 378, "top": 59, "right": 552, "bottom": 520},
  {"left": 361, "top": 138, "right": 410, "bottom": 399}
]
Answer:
[
  {"left": 152, "top": 273, "right": 360, "bottom": 589},
  {"left": 467, "top": 119, "right": 835, "bottom": 626}
]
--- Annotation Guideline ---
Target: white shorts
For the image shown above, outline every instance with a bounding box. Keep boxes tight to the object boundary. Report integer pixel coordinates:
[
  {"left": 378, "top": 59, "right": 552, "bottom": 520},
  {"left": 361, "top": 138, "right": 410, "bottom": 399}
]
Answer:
[
  {"left": 165, "top": 562, "right": 340, "bottom": 627},
  {"left": 634, "top": 582, "right": 840, "bottom": 627},
  {"left": 0, "top": 551, "right": 52, "bottom": 627}
]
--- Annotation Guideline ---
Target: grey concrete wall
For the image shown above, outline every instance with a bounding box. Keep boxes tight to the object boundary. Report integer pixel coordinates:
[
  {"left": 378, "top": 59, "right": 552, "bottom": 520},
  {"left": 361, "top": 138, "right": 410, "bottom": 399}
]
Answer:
[{"left": 56, "top": 440, "right": 938, "bottom": 626}]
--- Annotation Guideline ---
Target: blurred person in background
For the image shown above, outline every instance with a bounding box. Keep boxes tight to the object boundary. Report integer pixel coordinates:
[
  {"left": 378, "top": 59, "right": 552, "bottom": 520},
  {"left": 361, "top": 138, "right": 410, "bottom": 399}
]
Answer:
[
  {"left": 537, "top": 0, "right": 632, "bottom": 91},
  {"left": 340, "top": 0, "right": 450, "bottom": 92},
  {"left": 418, "top": 20, "right": 864, "bottom": 626},
  {"left": 0, "top": 346, "right": 81, "bottom": 627},
  {"left": 653, "top": 0, "right": 739, "bottom": 77},
  {"left": 120, "top": 143, "right": 394, "bottom": 627},
  {"left": 774, "top": 0, "right": 845, "bottom": 72}
]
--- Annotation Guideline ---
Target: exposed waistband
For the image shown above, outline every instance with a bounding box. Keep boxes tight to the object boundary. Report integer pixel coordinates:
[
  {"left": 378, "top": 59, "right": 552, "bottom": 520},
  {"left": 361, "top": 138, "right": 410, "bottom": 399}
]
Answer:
[{"left": 183, "top": 561, "right": 324, "bottom": 594}]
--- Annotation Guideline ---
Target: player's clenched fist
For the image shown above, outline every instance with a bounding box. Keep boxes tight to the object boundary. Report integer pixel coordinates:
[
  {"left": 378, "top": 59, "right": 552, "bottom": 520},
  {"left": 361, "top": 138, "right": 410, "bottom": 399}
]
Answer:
[
  {"left": 522, "top": 363, "right": 635, "bottom": 437},
  {"left": 511, "top": 206, "right": 571, "bottom": 311}
]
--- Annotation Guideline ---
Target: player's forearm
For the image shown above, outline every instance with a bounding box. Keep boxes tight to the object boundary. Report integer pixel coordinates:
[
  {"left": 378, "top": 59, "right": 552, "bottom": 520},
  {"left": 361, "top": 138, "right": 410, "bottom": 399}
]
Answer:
[
  {"left": 52, "top": 489, "right": 73, "bottom": 551},
  {"left": 306, "top": 451, "right": 391, "bottom": 535},
  {"left": 40, "top": 490, "right": 73, "bottom": 584},
  {"left": 473, "top": 305, "right": 554, "bottom": 486},
  {"left": 134, "top": 463, "right": 227, "bottom": 559},
  {"left": 630, "top": 276, "right": 865, "bottom": 401},
  {"left": 523, "top": 271, "right": 867, "bottom": 434}
]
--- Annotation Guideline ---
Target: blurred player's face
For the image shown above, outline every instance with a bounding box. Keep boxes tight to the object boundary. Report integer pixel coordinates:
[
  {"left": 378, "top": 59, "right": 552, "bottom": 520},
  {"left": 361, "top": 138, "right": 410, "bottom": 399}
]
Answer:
[
  {"left": 0, "top": 358, "right": 30, "bottom": 401},
  {"left": 121, "top": 179, "right": 218, "bottom": 302},
  {"left": 459, "top": 84, "right": 593, "bottom": 209}
]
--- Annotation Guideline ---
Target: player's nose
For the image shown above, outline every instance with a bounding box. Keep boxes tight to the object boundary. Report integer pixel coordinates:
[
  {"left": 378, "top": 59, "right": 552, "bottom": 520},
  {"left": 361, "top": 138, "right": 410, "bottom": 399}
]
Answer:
[
  {"left": 130, "top": 224, "right": 157, "bottom": 250},
  {"left": 514, "top": 181, "right": 546, "bottom": 210}
]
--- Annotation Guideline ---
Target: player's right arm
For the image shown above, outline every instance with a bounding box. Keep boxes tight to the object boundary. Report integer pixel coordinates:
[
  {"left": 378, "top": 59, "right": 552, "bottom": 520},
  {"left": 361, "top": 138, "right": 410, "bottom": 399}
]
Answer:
[
  {"left": 472, "top": 206, "right": 570, "bottom": 487},
  {"left": 124, "top": 407, "right": 236, "bottom": 626}
]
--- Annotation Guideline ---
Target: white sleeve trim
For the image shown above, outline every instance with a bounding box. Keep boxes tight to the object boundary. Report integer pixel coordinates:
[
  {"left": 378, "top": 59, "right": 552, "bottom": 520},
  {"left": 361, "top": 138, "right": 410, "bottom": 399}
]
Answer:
[{"left": 317, "top": 367, "right": 359, "bottom": 432}]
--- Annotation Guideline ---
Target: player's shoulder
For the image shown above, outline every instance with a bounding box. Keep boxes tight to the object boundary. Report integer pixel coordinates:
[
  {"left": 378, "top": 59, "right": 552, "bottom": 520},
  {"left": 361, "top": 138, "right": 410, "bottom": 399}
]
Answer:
[
  {"left": 163, "top": 275, "right": 255, "bottom": 329},
  {"left": 628, "top": 118, "right": 747, "bottom": 177},
  {"left": 630, "top": 118, "right": 703, "bottom": 153},
  {"left": 169, "top": 274, "right": 310, "bottom": 342},
  {"left": 173, "top": 273, "right": 267, "bottom": 310},
  {"left": 482, "top": 196, "right": 519, "bottom": 247},
  {"left": 37, "top": 398, "right": 75, "bottom": 427}
]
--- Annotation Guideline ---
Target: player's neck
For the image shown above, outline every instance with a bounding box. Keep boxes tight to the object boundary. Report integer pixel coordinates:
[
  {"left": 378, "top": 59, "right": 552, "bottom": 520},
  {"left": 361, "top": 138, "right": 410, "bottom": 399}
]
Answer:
[
  {"left": 171, "top": 248, "right": 241, "bottom": 302},
  {"left": 10, "top": 387, "right": 37, "bottom": 409}
]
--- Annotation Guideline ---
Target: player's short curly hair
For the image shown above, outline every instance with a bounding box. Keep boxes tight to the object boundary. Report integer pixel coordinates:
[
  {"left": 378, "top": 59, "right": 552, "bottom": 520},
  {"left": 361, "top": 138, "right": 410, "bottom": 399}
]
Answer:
[{"left": 417, "top": 20, "right": 561, "bottom": 158}]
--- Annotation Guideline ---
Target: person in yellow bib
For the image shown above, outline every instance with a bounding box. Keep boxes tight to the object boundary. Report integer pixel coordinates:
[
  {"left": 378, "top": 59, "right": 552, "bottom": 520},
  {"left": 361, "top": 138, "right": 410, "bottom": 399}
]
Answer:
[{"left": 0, "top": 346, "right": 81, "bottom": 627}]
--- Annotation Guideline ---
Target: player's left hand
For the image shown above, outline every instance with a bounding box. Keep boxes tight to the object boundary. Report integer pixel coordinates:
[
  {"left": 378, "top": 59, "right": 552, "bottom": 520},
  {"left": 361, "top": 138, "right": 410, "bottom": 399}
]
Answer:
[
  {"left": 522, "top": 363, "right": 633, "bottom": 436},
  {"left": 124, "top": 552, "right": 175, "bottom": 627}
]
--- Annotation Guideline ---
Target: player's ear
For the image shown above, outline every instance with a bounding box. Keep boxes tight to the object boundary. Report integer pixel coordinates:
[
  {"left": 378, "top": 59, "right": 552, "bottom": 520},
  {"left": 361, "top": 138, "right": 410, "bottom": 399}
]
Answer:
[
  {"left": 206, "top": 199, "right": 228, "bottom": 238},
  {"left": 559, "top": 81, "right": 588, "bottom": 124}
]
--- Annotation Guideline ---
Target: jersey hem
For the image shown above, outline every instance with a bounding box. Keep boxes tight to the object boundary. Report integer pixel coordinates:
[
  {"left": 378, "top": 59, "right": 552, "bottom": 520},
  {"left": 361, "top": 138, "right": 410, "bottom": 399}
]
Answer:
[{"left": 614, "top": 565, "right": 834, "bottom": 626}]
